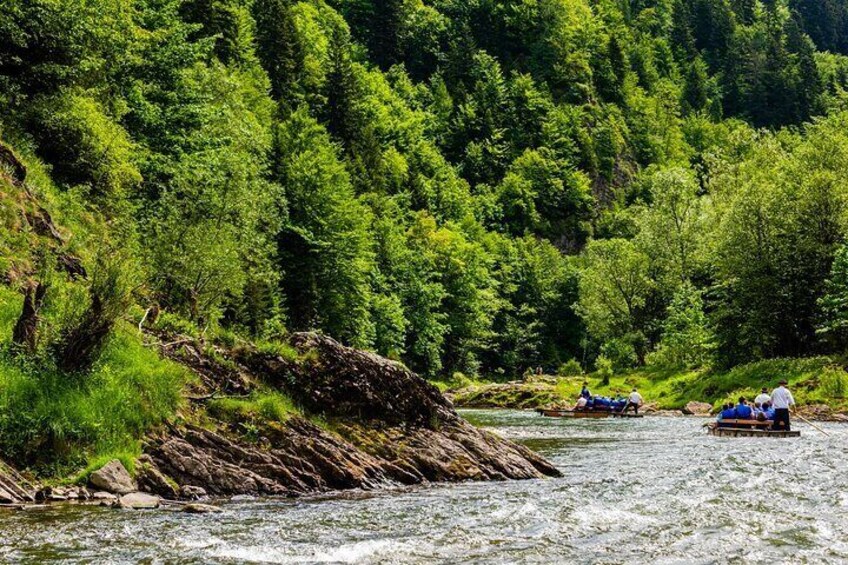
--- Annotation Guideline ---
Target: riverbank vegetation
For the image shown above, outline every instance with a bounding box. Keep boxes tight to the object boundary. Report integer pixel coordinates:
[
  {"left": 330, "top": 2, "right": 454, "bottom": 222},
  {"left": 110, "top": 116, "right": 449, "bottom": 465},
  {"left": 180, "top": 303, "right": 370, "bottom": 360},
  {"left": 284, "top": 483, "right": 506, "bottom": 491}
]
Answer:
[
  {"left": 6, "top": 0, "right": 848, "bottom": 475},
  {"left": 449, "top": 357, "right": 848, "bottom": 411}
]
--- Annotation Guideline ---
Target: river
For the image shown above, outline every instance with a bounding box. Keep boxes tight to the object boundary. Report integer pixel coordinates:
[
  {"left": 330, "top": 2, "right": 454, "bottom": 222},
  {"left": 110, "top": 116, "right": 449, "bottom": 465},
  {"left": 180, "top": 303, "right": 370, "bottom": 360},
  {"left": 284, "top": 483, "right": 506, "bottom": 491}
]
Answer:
[{"left": 1, "top": 410, "right": 847, "bottom": 564}]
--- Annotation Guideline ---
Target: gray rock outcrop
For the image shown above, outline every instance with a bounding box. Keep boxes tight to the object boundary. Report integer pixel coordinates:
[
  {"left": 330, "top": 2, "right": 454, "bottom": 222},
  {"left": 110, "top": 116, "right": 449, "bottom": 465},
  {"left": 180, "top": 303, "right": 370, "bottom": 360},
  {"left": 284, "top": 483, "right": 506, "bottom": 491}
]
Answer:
[
  {"left": 143, "top": 332, "right": 560, "bottom": 498},
  {"left": 89, "top": 460, "right": 135, "bottom": 495}
]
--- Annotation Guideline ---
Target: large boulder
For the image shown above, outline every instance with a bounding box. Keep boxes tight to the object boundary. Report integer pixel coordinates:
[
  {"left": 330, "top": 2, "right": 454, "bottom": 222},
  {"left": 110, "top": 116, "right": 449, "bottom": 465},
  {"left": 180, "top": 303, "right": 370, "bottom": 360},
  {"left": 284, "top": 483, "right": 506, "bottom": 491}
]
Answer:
[
  {"left": 135, "top": 455, "right": 178, "bottom": 499},
  {"left": 683, "top": 401, "right": 713, "bottom": 416},
  {"left": 241, "top": 333, "right": 455, "bottom": 427},
  {"left": 89, "top": 460, "right": 135, "bottom": 495},
  {"left": 142, "top": 332, "right": 561, "bottom": 498}
]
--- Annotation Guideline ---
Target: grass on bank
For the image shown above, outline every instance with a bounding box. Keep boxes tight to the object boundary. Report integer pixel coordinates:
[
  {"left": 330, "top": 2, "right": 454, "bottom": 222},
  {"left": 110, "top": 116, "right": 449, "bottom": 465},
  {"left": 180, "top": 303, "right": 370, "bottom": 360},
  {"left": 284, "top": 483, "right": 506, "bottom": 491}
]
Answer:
[
  {"left": 208, "top": 390, "right": 300, "bottom": 427},
  {"left": 0, "top": 287, "right": 190, "bottom": 478}
]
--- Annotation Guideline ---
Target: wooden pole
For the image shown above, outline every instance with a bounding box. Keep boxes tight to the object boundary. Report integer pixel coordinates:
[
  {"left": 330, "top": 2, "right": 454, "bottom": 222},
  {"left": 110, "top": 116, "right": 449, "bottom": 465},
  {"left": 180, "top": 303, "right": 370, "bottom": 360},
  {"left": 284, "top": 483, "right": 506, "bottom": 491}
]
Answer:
[{"left": 794, "top": 412, "right": 830, "bottom": 436}]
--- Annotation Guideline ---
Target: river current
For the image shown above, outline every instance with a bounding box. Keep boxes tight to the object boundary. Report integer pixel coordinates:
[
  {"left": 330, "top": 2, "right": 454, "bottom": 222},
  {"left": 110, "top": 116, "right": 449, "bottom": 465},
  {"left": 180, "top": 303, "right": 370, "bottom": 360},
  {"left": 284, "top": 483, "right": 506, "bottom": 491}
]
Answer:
[{"left": 1, "top": 410, "right": 847, "bottom": 564}]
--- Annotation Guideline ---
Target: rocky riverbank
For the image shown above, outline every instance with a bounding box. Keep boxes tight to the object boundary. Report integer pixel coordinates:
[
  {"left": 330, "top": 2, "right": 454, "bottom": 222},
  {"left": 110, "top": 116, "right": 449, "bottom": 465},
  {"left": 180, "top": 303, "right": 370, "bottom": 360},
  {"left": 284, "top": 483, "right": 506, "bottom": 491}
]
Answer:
[
  {"left": 0, "top": 333, "right": 559, "bottom": 508},
  {"left": 138, "top": 333, "right": 558, "bottom": 500}
]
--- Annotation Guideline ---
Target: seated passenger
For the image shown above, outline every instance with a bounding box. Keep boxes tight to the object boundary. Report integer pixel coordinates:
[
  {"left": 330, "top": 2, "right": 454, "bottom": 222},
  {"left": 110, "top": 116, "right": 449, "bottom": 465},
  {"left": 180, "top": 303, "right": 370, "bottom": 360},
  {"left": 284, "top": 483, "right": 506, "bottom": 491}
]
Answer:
[
  {"left": 574, "top": 396, "right": 588, "bottom": 410},
  {"left": 763, "top": 401, "right": 775, "bottom": 420},
  {"left": 719, "top": 403, "right": 736, "bottom": 420},
  {"left": 734, "top": 397, "right": 752, "bottom": 419}
]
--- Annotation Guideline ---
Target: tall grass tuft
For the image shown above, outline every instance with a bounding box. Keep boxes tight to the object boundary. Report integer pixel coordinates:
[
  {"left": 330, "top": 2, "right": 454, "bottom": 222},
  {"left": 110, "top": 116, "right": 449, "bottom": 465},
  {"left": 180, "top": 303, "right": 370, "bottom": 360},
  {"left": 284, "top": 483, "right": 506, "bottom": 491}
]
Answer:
[{"left": 0, "top": 292, "right": 188, "bottom": 476}]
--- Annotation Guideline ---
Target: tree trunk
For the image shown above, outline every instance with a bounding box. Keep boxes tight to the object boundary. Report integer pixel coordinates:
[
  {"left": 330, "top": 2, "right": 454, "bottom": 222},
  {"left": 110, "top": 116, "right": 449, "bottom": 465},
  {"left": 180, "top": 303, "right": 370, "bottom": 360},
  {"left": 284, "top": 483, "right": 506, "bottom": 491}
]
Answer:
[{"left": 11, "top": 282, "right": 47, "bottom": 354}]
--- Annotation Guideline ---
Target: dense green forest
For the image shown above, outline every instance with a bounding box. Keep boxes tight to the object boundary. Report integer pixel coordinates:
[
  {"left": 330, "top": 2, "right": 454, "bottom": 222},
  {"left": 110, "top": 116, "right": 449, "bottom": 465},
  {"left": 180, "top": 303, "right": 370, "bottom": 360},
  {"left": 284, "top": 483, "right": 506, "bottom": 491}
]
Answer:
[{"left": 5, "top": 0, "right": 848, "bottom": 388}]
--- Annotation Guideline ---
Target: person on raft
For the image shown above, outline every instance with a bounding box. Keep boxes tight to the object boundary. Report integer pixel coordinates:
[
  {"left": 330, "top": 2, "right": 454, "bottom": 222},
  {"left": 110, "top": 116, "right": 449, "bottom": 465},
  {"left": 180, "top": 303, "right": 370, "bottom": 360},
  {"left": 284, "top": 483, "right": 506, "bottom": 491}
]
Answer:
[
  {"left": 770, "top": 379, "right": 796, "bottom": 431},
  {"left": 580, "top": 382, "right": 592, "bottom": 399},
  {"left": 733, "top": 397, "right": 752, "bottom": 419},
  {"left": 718, "top": 403, "right": 736, "bottom": 421},
  {"left": 574, "top": 396, "right": 588, "bottom": 410},
  {"left": 754, "top": 387, "right": 771, "bottom": 406},
  {"left": 716, "top": 398, "right": 778, "bottom": 425},
  {"left": 624, "top": 387, "right": 643, "bottom": 414}
]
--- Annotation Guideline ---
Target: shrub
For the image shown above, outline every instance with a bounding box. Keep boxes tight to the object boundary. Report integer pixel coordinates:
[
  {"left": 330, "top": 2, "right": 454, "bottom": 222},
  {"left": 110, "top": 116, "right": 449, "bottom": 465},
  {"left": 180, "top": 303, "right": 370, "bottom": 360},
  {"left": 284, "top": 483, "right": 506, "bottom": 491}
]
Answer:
[
  {"left": 601, "top": 338, "right": 637, "bottom": 371},
  {"left": 34, "top": 89, "right": 140, "bottom": 203},
  {"left": 0, "top": 326, "right": 187, "bottom": 476},
  {"left": 557, "top": 359, "right": 583, "bottom": 377},
  {"left": 53, "top": 253, "right": 135, "bottom": 374},
  {"left": 820, "top": 366, "right": 848, "bottom": 399},
  {"left": 596, "top": 354, "right": 614, "bottom": 386}
]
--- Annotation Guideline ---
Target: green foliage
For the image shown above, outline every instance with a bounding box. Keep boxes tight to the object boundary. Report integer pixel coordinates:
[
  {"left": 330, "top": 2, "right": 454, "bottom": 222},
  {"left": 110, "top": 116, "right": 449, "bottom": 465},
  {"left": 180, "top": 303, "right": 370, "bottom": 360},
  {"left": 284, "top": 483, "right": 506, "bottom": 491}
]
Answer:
[
  {"left": 272, "top": 108, "right": 375, "bottom": 347},
  {"left": 817, "top": 244, "right": 848, "bottom": 349},
  {"left": 595, "top": 354, "right": 614, "bottom": 386},
  {"left": 557, "top": 358, "right": 583, "bottom": 377},
  {"left": 577, "top": 238, "right": 652, "bottom": 344},
  {"left": 648, "top": 282, "right": 715, "bottom": 369},
  {"left": 820, "top": 366, "right": 848, "bottom": 399},
  {"left": 0, "top": 311, "right": 187, "bottom": 475},
  {"left": 33, "top": 89, "right": 141, "bottom": 205},
  {"left": 53, "top": 251, "right": 137, "bottom": 374},
  {"left": 207, "top": 391, "right": 300, "bottom": 429},
  {"left": 148, "top": 62, "right": 279, "bottom": 325},
  {"left": 5, "top": 0, "right": 848, "bottom": 398},
  {"left": 601, "top": 337, "right": 639, "bottom": 371}
]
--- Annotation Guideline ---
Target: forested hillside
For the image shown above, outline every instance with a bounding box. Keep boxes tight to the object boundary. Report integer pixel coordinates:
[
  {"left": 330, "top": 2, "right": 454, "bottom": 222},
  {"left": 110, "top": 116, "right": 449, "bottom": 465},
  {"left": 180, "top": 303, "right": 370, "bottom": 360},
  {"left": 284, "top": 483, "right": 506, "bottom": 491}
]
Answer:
[{"left": 5, "top": 0, "right": 848, "bottom": 387}]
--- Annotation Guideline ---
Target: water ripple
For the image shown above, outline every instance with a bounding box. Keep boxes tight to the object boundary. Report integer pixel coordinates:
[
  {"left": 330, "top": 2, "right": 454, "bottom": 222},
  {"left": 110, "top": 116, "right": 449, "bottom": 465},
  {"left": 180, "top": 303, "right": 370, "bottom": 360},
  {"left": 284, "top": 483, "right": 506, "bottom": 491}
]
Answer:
[{"left": 0, "top": 410, "right": 845, "bottom": 563}]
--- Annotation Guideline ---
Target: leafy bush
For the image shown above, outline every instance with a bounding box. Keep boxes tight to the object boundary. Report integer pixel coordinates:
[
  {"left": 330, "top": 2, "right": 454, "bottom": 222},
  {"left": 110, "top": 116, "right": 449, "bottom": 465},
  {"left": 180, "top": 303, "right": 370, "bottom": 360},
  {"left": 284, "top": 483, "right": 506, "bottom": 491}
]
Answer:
[
  {"left": 0, "top": 325, "right": 188, "bottom": 476},
  {"left": 600, "top": 338, "right": 637, "bottom": 371},
  {"left": 557, "top": 359, "right": 583, "bottom": 377},
  {"left": 648, "top": 282, "right": 714, "bottom": 370},
  {"left": 33, "top": 89, "right": 140, "bottom": 202},
  {"left": 595, "top": 354, "right": 614, "bottom": 386},
  {"left": 820, "top": 366, "right": 848, "bottom": 399}
]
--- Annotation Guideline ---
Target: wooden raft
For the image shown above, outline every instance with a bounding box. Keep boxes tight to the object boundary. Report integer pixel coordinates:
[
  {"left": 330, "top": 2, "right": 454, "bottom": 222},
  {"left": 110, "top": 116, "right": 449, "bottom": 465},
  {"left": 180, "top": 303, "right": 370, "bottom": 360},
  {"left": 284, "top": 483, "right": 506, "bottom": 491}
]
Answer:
[
  {"left": 537, "top": 408, "right": 643, "bottom": 419},
  {"left": 706, "top": 419, "right": 800, "bottom": 438}
]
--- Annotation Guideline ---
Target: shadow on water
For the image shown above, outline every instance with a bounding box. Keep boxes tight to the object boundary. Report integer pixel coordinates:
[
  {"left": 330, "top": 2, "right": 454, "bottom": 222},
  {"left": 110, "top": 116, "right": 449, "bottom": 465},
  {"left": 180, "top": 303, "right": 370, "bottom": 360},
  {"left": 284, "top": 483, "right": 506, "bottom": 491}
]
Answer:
[{"left": 1, "top": 410, "right": 847, "bottom": 564}]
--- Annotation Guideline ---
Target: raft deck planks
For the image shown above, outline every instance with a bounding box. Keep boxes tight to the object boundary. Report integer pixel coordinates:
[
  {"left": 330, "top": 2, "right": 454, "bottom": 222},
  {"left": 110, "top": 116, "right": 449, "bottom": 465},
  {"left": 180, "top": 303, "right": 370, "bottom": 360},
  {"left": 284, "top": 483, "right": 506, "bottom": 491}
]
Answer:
[
  {"left": 708, "top": 426, "right": 800, "bottom": 438},
  {"left": 706, "top": 419, "right": 800, "bottom": 437}
]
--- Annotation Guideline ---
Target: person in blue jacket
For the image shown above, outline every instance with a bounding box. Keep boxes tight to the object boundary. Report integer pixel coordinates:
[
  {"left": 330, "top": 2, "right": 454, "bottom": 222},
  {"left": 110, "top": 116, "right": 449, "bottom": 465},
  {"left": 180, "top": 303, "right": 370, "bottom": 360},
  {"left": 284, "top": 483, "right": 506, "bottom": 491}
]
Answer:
[
  {"left": 734, "top": 397, "right": 752, "bottom": 419},
  {"left": 763, "top": 401, "right": 776, "bottom": 421},
  {"left": 580, "top": 382, "right": 591, "bottom": 399},
  {"left": 719, "top": 403, "right": 736, "bottom": 420}
]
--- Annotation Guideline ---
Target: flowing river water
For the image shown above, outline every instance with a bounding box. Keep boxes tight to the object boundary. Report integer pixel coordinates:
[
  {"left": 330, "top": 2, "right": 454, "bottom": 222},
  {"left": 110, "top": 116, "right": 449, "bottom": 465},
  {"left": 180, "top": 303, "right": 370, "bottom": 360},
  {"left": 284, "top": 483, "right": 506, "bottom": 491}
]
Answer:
[{"left": 1, "top": 410, "right": 847, "bottom": 564}]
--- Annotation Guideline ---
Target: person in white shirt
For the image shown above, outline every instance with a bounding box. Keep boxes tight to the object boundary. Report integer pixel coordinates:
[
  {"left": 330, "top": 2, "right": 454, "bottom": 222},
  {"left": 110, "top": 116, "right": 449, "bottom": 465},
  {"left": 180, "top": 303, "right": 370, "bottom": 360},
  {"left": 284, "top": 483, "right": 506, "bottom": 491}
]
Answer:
[
  {"left": 625, "top": 388, "right": 643, "bottom": 414},
  {"left": 770, "top": 380, "right": 795, "bottom": 431},
  {"left": 575, "top": 396, "right": 588, "bottom": 410},
  {"left": 754, "top": 387, "right": 770, "bottom": 406}
]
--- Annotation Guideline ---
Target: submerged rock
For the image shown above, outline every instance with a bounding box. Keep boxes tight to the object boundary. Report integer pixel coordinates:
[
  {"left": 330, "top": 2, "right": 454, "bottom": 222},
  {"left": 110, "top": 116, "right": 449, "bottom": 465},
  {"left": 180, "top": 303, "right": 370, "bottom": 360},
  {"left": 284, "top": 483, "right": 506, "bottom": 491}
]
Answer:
[
  {"left": 118, "top": 492, "right": 160, "bottom": 509},
  {"left": 146, "top": 332, "right": 560, "bottom": 498},
  {"left": 182, "top": 503, "right": 222, "bottom": 514},
  {"left": 89, "top": 460, "right": 135, "bottom": 495}
]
